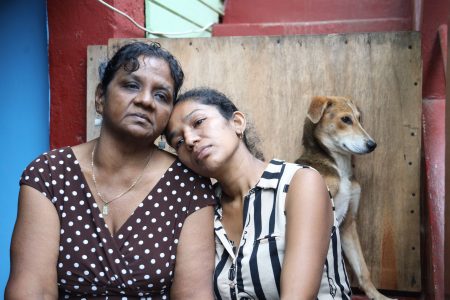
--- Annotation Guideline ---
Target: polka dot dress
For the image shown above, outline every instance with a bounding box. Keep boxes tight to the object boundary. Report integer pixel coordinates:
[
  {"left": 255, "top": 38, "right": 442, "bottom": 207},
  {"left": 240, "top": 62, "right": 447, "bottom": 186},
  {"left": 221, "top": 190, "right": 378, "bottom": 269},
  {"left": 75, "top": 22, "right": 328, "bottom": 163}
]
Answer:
[{"left": 20, "top": 147, "right": 216, "bottom": 299}]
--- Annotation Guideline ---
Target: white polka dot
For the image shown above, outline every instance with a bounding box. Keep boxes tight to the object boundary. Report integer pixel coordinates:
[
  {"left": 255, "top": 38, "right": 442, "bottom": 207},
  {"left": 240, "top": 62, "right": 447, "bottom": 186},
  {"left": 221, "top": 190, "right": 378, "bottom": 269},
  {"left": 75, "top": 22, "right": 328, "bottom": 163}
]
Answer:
[
  {"left": 157, "top": 188, "right": 162, "bottom": 193},
  {"left": 127, "top": 226, "right": 133, "bottom": 231},
  {"left": 115, "top": 259, "right": 120, "bottom": 264},
  {"left": 121, "top": 269, "right": 127, "bottom": 274},
  {"left": 150, "top": 259, "right": 156, "bottom": 264},
  {"left": 160, "top": 253, "right": 165, "bottom": 258},
  {"left": 82, "top": 255, "right": 88, "bottom": 260},
  {"left": 108, "top": 249, "right": 113, "bottom": 254},
  {"left": 156, "top": 269, "right": 161, "bottom": 274},
  {"left": 139, "top": 264, "right": 145, "bottom": 270},
  {"left": 118, "top": 234, "right": 123, "bottom": 239},
  {"left": 136, "top": 218, "right": 141, "bottom": 223},
  {"left": 151, "top": 218, "right": 156, "bottom": 223},
  {"left": 145, "top": 249, "right": 150, "bottom": 254}
]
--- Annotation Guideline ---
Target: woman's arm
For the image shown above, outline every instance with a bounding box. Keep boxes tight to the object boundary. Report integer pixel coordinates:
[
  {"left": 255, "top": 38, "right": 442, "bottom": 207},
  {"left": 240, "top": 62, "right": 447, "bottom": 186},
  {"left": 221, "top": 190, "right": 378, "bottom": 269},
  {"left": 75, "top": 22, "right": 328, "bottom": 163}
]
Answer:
[
  {"left": 280, "top": 168, "right": 333, "bottom": 300},
  {"left": 170, "top": 206, "right": 215, "bottom": 300},
  {"left": 5, "top": 186, "right": 60, "bottom": 300}
]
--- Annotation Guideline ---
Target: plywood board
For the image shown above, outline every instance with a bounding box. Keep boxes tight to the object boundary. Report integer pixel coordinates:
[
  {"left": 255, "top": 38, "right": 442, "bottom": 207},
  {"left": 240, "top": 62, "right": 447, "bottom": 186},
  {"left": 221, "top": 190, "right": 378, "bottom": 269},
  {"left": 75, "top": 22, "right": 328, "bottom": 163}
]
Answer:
[{"left": 89, "top": 32, "right": 422, "bottom": 291}]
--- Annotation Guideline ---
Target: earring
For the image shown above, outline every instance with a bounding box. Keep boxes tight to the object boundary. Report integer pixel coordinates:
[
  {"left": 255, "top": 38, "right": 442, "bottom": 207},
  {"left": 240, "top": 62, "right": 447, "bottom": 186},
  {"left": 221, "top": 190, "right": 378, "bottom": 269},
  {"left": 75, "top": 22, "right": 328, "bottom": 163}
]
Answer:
[
  {"left": 158, "top": 136, "right": 166, "bottom": 149},
  {"left": 94, "top": 113, "right": 103, "bottom": 126},
  {"left": 236, "top": 131, "right": 243, "bottom": 140}
]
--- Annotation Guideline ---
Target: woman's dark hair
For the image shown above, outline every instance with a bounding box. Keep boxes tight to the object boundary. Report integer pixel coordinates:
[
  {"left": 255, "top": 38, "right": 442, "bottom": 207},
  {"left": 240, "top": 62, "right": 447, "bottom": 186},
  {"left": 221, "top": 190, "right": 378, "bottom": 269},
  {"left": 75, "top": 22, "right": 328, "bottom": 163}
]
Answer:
[
  {"left": 99, "top": 41, "right": 184, "bottom": 99},
  {"left": 175, "top": 88, "right": 265, "bottom": 161}
]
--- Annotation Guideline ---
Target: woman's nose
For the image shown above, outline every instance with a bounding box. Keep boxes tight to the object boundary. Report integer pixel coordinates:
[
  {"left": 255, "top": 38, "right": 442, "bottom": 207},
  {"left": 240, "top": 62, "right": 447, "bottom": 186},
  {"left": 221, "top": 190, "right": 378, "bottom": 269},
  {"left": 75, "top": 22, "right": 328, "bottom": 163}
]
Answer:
[
  {"left": 184, "top": 131, "right": 199, "bottom": 149},
  {"left": 135, "top": 90, "right": 156, "bottom": 108}
]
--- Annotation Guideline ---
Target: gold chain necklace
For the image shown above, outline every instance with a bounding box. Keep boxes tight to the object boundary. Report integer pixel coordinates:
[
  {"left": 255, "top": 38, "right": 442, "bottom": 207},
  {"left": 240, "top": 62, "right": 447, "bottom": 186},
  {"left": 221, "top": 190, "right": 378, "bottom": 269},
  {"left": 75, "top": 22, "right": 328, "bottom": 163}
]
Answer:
[{"left": 90, "top": 142, "right": 154, "bottom": 216}]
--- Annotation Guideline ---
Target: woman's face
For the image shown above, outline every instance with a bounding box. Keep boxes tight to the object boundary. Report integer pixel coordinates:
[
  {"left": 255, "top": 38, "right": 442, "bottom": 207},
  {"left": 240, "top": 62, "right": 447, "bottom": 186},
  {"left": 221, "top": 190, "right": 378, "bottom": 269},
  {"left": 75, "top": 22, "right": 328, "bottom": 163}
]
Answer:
[
  {"left": 98, "top": 55, "right": 175, "bottom": 142},
  {"left": 166, "top": 100, "right": 242, "bottom": 178}
]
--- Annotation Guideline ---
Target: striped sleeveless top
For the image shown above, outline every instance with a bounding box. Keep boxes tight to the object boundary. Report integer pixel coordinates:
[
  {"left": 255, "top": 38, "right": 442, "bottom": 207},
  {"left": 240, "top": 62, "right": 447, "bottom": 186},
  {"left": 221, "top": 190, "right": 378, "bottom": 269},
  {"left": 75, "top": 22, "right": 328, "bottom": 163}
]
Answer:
[{"left": 213, "top": 159, "right": 352, "bottom": 299}]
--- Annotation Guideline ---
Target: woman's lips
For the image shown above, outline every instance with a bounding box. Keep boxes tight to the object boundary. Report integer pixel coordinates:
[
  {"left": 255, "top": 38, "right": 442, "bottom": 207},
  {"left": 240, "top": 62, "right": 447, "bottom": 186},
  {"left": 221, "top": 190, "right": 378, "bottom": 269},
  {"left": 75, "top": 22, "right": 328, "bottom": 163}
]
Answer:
[
  {"left": 194, "top": 145, "right": 211, "bottom": 161},
  {"left": 129, "top": 113, "right": 150, "bottom": 123}
]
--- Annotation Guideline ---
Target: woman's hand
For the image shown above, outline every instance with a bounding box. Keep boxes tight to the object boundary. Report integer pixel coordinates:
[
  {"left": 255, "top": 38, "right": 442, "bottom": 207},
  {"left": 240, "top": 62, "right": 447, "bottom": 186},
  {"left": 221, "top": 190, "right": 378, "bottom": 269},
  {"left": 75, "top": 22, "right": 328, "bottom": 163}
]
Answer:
[
  {"left": 5, "top": 186, "right": 60, "bottom": 300},
  {"left": 280, "top": 168, "right": 333, "bottom": 300},
  {"left": 170, "top": 206, "right": 215, "bottom": 300}
]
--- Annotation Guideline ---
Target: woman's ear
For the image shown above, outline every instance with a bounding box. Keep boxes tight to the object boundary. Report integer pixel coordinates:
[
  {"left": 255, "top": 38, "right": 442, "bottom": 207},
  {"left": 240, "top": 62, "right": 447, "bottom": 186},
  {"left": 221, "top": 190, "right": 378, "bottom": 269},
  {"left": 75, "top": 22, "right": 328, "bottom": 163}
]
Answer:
[
  {"left": 232, "top": 111, "right": 247, "bottom": 136},
  {"left": 95, "top": 84, "right": 105, "bottom": 115}
]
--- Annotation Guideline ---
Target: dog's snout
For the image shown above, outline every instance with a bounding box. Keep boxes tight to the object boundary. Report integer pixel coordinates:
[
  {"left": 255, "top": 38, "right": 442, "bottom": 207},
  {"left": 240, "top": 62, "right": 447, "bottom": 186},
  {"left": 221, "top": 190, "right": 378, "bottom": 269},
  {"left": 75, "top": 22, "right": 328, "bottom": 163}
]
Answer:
[{"left": 366, "top": 140, "right": 377, "bottom": 152}]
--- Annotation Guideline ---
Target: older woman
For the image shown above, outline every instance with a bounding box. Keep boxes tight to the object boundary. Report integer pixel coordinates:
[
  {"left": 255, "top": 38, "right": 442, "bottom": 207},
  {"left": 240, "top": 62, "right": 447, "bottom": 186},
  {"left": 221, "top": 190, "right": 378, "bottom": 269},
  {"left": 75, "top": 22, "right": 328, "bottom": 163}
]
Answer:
[
  {"left": 6, "top": 42, "right": 216, "bottom": 299},
  {"left": 166, "top": 88, "right": 352, "bottom": 299}
]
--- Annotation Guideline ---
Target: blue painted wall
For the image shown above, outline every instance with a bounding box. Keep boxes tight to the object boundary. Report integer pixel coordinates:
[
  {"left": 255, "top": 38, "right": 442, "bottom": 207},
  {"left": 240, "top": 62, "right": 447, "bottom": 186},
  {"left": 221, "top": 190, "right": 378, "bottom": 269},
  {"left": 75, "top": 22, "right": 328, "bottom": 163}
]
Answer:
[{"left": 0, "top": 0, "right": 49, "bottom": 294}]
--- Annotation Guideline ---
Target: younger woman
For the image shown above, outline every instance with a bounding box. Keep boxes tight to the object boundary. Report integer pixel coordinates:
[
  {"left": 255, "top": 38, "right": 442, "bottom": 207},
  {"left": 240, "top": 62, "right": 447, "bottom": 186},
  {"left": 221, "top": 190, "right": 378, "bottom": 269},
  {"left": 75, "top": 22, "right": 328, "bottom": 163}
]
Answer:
[{"left": 166, "top": 88, "right": 352, "bottom": 299}]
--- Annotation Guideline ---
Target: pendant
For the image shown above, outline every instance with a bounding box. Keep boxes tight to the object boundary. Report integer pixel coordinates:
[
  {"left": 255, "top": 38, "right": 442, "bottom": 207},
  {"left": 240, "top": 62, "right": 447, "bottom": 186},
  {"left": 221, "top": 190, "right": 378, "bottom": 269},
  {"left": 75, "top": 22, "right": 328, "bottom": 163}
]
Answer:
[{"left": 102, "top": 203, "right": 109, "bottom": 216}]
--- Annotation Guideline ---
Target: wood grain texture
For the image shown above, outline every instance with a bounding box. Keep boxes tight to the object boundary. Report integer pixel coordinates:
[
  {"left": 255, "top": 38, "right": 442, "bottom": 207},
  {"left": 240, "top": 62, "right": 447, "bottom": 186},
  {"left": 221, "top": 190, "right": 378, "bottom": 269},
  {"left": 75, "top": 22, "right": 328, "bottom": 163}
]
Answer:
[{"left": 89, "top": 32, "right": 422, "bottom": 291}]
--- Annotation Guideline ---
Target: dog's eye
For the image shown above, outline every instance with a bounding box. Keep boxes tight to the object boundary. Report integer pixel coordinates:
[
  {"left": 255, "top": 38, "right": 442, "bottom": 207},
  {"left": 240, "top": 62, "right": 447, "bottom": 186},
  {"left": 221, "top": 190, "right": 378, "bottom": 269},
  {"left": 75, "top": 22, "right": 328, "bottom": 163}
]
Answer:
[{"left": 341, "top": 116, "right": 353, "bottom": 125}]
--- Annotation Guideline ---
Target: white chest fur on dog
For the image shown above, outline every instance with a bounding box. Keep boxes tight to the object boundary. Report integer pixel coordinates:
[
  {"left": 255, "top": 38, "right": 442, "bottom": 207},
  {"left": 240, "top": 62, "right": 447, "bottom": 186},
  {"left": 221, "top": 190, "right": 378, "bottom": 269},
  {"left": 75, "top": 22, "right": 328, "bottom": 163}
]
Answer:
[{"left": 331, "top": 153, "right": 354, "bottom": 225}]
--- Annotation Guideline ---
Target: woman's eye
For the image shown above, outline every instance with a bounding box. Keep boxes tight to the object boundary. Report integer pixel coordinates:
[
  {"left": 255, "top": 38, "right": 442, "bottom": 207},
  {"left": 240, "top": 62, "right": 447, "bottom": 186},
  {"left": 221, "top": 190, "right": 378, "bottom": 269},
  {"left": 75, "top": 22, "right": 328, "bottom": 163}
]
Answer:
[
  {"left": 124, "top": 82, "right": 139, "bottom": 90},
  {"left": 341, "top": 116, "right": 353, "bottom": 125},
  {"left": 175, "top": 138, "right": 185, "bottom": 150},
  {"left": 193, "top": 118, "right": 205, "bottom": 127},
  {"left": 155, "top": 93, "right": 168, "bottom": 102}
]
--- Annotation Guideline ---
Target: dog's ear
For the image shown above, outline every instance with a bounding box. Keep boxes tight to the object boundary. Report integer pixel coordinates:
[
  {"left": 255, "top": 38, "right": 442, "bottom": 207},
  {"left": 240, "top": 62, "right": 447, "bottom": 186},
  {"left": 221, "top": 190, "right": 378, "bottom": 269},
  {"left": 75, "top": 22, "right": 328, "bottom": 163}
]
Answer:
[{"left": 307, "top": 96, "right": 329, "bottom": 124}]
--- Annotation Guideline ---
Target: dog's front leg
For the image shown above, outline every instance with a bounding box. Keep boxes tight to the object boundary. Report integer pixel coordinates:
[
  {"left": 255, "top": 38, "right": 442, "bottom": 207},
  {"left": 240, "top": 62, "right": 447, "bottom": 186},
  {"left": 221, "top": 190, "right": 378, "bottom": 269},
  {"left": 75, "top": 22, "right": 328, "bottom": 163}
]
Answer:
[{"left": 340, "top": 184, "right": 395, "bottom": 300}]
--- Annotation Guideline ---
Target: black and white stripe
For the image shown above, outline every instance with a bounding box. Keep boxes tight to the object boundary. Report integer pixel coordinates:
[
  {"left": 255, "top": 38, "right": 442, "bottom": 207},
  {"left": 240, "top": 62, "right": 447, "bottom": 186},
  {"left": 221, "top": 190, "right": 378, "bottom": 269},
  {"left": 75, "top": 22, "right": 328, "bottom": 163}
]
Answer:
[{"left": 213, "top": 159, "right": 351, "bottom": 299}]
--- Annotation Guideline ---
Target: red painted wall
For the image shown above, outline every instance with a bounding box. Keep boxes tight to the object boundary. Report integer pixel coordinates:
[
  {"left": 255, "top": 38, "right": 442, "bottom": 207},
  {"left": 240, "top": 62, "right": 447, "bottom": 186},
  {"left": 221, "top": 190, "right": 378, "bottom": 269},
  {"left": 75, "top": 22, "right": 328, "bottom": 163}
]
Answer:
[
  {"left": 214, "top": 0, "right": 413, "bottom": 36},
  {"left": 48, "top": 0, "right": 145, "bottom": 148}
]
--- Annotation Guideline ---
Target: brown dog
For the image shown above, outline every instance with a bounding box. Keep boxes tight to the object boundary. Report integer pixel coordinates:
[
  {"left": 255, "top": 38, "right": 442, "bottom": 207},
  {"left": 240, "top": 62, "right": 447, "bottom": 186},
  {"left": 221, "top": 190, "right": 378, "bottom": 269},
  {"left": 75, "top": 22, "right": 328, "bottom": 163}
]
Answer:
[{"left": 295, "top": 96, "right": 394, "bottom": 300}]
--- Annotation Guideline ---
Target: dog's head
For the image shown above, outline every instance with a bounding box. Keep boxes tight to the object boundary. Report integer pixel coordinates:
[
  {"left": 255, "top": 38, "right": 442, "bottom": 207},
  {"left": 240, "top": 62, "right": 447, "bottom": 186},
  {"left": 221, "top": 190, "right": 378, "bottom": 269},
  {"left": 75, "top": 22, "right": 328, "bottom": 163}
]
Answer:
[{"left": 306, "top": 96, "right": 376, "bottom": 155}]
